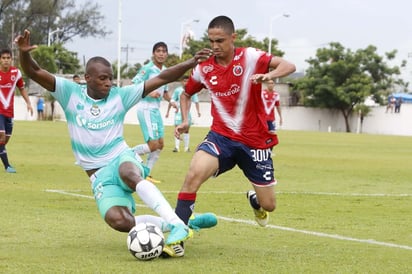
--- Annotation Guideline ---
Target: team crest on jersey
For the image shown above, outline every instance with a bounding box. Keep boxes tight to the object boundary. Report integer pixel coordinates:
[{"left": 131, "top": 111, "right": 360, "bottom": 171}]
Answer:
[
  {"left": 233, "top": 65, "right": 243, "bottom": 76},
  {"left": 90, "top": 104, "right": 100, "bottom": 116},
  {"left": 202, "top": 64, "right": 214, "bottom": 74},
  {"left": 11, "top": 75, "right": 16, "bottom": 81}
]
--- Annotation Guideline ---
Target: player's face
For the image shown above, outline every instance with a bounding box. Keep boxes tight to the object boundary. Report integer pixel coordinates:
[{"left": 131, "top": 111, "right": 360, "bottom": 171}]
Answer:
[
  {"left": 85, "top": 62, "right": 113, "bottom": 99},
  {"left": 0, "top": 53, "right": 12, "bottom": 71},
  {"left": 266, "top": 81, "right": 275, "bottom": 91},
  {"left": 153, "top": 47, "right": 168, "bottom": 66},
  {"left": 208, "top": 27, "right": 235, "bottom": 60}
]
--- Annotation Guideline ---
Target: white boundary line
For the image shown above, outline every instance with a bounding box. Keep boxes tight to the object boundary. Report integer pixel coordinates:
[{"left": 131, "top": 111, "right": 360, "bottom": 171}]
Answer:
[
  {"left": 162, "top": 190, "right": 412, "bottom": 197},
  {"left": 45, "top": 189, "right": 412, "bottom": 251}
]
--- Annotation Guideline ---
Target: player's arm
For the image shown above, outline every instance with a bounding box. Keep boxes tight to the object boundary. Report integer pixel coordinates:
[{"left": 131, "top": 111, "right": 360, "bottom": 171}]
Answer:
[
  {"left": 251, "top": 56, "right": 296, "bottom": 83},
  {"left": 19, "top": 86, "right": 33, "bottom": 115},
  {"left": 143, "top": 48, "right": 212, "bottom": 97},
  {"left": 180, "top": 91, "right": 192, "bottom": 125},
  {"left": 276, "top": 105, "right": 283, "bottom": 126},
  {"left": 15, "top": 30, "right": 56, "bottom": 92},
  {"left": 195, "top": 102, "right": 201, "bottom": 117},
  {"left": 191, "top": 94, "right": 201, "bottom": 117}
]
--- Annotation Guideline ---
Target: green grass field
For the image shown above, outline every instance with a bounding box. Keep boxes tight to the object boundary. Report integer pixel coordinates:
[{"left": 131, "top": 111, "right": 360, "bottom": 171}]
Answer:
[{"left": 1, "top": 121, "right": 411, "bottom": 273}]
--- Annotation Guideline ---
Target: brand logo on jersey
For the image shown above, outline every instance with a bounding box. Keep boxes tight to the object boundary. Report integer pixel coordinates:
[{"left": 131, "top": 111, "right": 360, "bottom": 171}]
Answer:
[
  {"left": 233, "top": 65, "right": 243, "bottom": 76},
  {"left": 90, "top": 104, "right": 100, "bottom": 116},
  {"left": 234, "top": 51, "right": 243, "bottom": 61},
  {"left": 75, "top": 114, "right": 115, "bottom": 130},
  {"left": 202, "top": 64, "right": 214, "bottom": 74},
  {"left": 213, "top": 84, "right": 240, "bottom": 97}
]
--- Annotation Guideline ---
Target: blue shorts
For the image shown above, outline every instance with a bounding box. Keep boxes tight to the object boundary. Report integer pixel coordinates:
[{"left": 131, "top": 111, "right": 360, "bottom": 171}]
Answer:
[
  {"left": 0, "top": 114, "right": 13, "bottom": 136},
  {"left": 90, "top": 149, "right": 150, "bottom": 219},
  {"left": 197, "top": 131, "right": 276, "bottom": 186},
  {"left": 137, "top": 108, "right": 164, "bottom": 142}
]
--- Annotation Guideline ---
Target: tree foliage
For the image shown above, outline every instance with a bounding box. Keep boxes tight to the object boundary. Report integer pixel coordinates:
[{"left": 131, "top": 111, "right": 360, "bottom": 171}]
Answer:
[
  {"left": 0, "top": 0, "right": 110, "bottom": 49},
  {"left": 294, "top": 42, "right": 406, "bottom": 132},
  {"left": 181, "top": 28, "right": 284, "bottom": 62}
]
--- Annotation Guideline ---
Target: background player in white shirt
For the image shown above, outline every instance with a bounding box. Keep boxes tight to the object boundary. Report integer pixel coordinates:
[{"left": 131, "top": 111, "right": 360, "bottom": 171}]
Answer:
[{"left": 165, "top": 76, "right": 201, "bottom": 152}]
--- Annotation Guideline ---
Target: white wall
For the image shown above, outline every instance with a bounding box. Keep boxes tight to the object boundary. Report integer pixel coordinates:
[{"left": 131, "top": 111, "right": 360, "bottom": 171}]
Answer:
[{"left": 14, "top": 96, "right": 412, "bottom": 136}]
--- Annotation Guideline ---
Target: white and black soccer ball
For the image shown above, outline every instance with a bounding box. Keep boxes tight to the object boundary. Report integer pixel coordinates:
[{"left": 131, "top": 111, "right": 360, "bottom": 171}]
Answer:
[{"left": 127, "top": 222, "right": 165, "bottom": 261}]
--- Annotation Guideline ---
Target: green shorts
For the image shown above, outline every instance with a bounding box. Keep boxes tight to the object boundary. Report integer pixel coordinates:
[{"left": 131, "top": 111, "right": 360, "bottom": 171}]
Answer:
[
  {"left": 137, "top": 107, "right": 164, "bottom": 142},
  {"left": 174, "top": 111, "right": 192, "bottom": 127},
  {"left": 90, "top": 149, "right": 150, "bottom": 219}
]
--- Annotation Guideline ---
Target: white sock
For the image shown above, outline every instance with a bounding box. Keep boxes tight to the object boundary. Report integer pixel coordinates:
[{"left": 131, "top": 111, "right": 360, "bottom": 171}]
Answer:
[
  {"left": 132, "top": 144, "right": 151, "bottom": 155},
  {"left": 135, "top": 180, "right": 183, "bottom": 225},
  {"left": 146, "top": 149, "right": 161, "bottom": 170},
  {"left": 135, "top": 215, "right": 171, "bottom": 232},
  {"left": 174, "top": 137, "right": 180, "bottom": 150},
  {"left": 183, "top": 133, "right": 189, "bottom": 150}
]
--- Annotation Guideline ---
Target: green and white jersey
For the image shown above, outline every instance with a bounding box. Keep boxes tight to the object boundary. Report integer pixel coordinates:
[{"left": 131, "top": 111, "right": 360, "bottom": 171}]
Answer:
[
  {"left": 132, "top": 61, "right": 168, "bottom": 109},
  {"left": 171, "top": 86, "right": 199, "bottom": 113},
  {"left": 53, "top": 76, "right": 144, "bottom": 170}
]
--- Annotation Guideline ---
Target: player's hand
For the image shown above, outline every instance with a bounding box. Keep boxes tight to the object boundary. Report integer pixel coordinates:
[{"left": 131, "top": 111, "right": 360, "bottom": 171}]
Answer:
[
  {"left": 175, "top": 122, "right": 189, "bottom": 139},
  {"left": 250, "top": 73, "right": 273, "bottom": 84},
  {"left": 194, "top": 48, "right": 213, "bottom": 64},
  {"left": 27, "top": 105, "right": 34, "bottom": 116},
  {"left": 14, "top": 29, "right": 38, "bottom": 52}
]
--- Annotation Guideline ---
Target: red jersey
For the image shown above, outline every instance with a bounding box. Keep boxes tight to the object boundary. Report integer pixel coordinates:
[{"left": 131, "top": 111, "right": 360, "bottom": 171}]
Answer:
[
  {"left": 0, "top": 66, "right": 24, "bottom": 118},
  {"left": 185, "top": 47, "right": 278, "bottom": 149},
  {"left": 262, "top": 89, "right": 280, "bottom": 121}
]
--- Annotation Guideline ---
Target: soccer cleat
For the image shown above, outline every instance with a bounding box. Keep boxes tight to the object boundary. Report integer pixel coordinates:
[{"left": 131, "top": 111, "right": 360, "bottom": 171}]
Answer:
[
  {"left": 6, "top": 166, "right": 16, "bottom": 173},
  {"left": 172, "top": 148, "right": 179, "bottom": 152},
  {"left": 247, "top": 191, "right": 269, "bottom": 227},
  {"left": 146, "top": 175, "right": 161, "bottom": 184},
  {"left": 161, "top": 242, "right": 185, "bottom": 258},
  {"left": 188, "top": 213, "right": 218, "bottom": 231},
  {"left": 184, "top": 148, "right": 191, "bottom": 152},
  {"left": 166, "top": 223, "right": 193, "bottom": 245}
]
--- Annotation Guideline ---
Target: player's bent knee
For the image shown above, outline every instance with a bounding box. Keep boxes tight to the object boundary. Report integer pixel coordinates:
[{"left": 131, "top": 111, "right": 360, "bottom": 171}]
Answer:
[{"left": 105, "top": 207, "right": 135, "bottom": 232}]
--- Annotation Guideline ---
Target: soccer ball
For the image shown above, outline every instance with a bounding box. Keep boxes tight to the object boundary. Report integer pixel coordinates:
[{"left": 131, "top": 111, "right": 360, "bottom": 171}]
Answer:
[{"left": 127, "top": 222, "right": 165, "bottom": 261}]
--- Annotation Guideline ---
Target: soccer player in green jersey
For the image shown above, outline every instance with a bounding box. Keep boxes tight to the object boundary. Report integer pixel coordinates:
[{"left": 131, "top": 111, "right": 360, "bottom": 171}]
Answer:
[
  {"left": 132, "top": 42, "right": 171, "bottom": 183},
  {"left": 15, "top": 29, "right": 217, "bottom": 257}
]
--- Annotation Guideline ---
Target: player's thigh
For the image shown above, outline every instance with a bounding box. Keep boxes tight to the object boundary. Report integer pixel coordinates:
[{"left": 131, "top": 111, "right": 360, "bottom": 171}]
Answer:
[
  {"left": 182, "top": 151, "right": 219, "bottom": 192},
  {"left": 92, "top": 183, "right": 135, "bottom": 220}
]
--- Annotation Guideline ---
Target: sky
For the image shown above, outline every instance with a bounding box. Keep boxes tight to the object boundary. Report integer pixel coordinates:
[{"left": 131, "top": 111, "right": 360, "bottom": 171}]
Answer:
[{"left": 66, "top": 0, "right": 412, "bottom": 81}]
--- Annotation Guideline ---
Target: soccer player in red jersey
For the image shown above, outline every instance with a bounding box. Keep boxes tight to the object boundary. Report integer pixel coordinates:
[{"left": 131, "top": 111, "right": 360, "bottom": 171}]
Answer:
[
  {"left": 262, "top": 79, "right": 283, "bottom": 134},
  {"left": 0, "top": 48, "right": 33, "bottom": 173},
  {"left": 172, "top": 15, "right": 295, "bottom": 252}
]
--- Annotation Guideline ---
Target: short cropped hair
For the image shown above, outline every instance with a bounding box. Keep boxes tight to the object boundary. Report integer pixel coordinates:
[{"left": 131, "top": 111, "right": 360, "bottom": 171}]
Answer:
[
  {"left": 85, "top": 57, "right": 111, "bottom": 72},
  {"left": 208, "top": 15, "right": 235, "bottom": 34},
  {"left": 0, "top": 48, "right": 12, "bottom": 57},
  {"left": 152, "top": 42, "right": 168, "bottom": 53}
]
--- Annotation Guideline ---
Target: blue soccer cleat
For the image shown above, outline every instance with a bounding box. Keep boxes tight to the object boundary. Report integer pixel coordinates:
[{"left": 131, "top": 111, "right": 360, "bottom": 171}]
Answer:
[
  {"left": 188, "top": 213, "right": 218, "bottom": 231},
  {"left": 166, "top": 223, "right": 193, "bottom": 245}
]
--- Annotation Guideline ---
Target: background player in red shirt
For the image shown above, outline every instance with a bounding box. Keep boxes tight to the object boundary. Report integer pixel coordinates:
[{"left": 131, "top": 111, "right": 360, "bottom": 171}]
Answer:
[
  {"left": 0, "top": 48, "right": 33, "bottom": 173},
  {"left": 171, "top": 15, "right": 295, "bottom": 255},
  {"left": 262, "top": 79, "right": 283, "bottom": 134}
]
